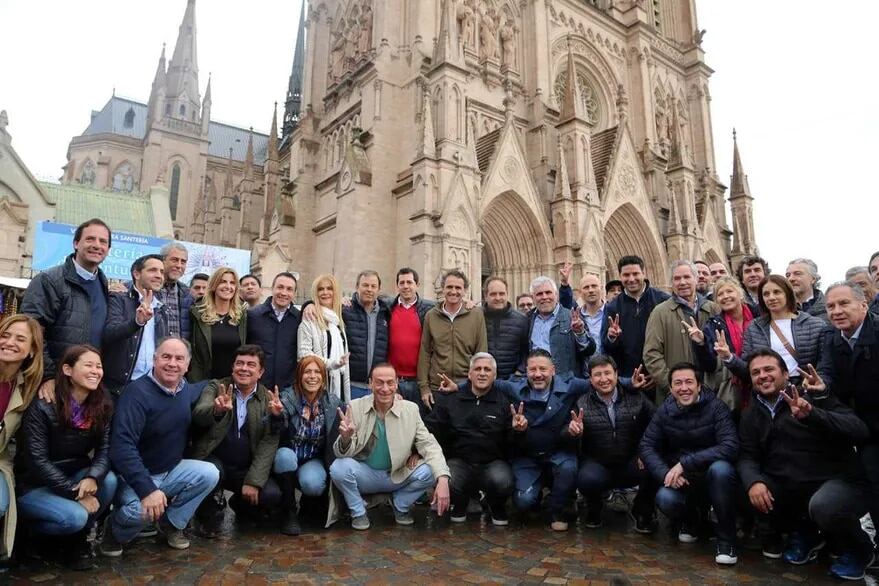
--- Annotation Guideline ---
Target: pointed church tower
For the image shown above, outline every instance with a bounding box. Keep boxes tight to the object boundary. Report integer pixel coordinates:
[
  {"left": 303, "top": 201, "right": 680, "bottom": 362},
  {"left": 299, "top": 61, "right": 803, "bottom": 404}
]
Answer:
[
  {"left": 555, "top": 40, "right": 597, "bottom": 203},
  {"left": 261, "top": 104, "right": 281, "bottom": 240},
  {"left": 165, "top": 0, "right": 201, "bottom": 122},
  {"left": 146, "top": 45, "right": 167, "bottom": 129},
  {"left": 433, "top": 0, "right": 463, "bottom": 67},
  {"left": 728, "top": 129, "right": 758, "bottom": 269},
  {"left": 283, "top": 1, "right": 306, "bottom": 143},
  {"left": 200, "top": 74, "right": 211, "bottom": 135}
]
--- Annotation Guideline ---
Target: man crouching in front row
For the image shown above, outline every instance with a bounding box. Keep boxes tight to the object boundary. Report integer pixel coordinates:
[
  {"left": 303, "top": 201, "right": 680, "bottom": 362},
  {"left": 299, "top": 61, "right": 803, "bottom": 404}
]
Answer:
[{"left": 328, "top": 363, "right": 450, "bottom": 529}]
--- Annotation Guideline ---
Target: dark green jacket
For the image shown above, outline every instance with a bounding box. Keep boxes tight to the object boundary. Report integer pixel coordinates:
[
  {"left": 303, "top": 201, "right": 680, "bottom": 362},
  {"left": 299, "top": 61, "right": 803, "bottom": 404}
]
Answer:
[
  {"left": 191, "top": 378, "right": 280, "bottom": 488},
  {"left": 188, "top": 304, "right": 248, "bottom": 383}
]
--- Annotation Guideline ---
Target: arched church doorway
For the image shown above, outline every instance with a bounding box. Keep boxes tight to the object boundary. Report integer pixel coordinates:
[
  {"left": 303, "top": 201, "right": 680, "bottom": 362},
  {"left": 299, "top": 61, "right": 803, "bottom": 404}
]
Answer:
[
  {"left": 603, "top": 203, "right": 668, "bottom": 287},
  {"left": 480, "top": 190, "right": 551, "bottom": 298}
]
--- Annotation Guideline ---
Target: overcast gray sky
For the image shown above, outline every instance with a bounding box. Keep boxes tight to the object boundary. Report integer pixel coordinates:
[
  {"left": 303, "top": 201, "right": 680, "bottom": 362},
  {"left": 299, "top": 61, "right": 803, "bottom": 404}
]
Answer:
[{"left": 2, "top": 0, "right": 876, "bottom": 285}]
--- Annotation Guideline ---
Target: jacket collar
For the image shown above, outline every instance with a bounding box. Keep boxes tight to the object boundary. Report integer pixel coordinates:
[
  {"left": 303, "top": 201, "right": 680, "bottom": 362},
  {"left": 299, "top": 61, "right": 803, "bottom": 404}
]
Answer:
[
  {"left": 62, "top": 254, "right": 108, "bottom": 290},
  {"left": 484, "top": 302, "right": 514, "bottom": 318},
  {"left": 363, "top": 393, "right": 403, "bottom": 417}
]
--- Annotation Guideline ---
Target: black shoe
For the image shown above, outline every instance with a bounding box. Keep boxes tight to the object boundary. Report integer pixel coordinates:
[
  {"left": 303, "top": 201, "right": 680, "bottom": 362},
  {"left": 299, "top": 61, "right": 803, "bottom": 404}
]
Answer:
[
  {"left": 584, "top": 507, "right": 603, "bottom": 529},
  {"left": 489, "top": 504, "right": 509, "bottom": 527},
  {"left": 715, "top": 542, "right": 738, "bottom": 565},
  {"left": 762, "top": 533, "right": 783, "bottom": 559},
  {"left": 65, "top": 537, "right": 97, "bottom": 571},
  {"left": 281, "top": 508, "right": 302, "bottom": 536},
  {"left": 98, "top": 518, "right": 123, "bottom": 558},
  {"left": 630, "top": 511, "right": 656, "bottom": 534}
]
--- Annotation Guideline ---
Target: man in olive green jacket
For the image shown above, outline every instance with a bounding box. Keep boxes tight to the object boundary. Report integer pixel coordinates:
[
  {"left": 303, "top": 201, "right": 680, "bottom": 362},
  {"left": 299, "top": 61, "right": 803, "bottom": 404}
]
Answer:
[
  {"left": 643, "top": 261, "right": 718, "bottom": 403},
  {"left": 417, "top": 270, "right": 488, "bottom": 409},
  {"left": 191, "top": 345, "right": 284, "bottom": 534}
]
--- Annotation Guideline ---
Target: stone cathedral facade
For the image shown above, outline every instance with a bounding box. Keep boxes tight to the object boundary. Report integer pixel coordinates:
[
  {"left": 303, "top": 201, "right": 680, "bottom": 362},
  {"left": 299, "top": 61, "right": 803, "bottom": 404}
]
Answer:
[{"left": 256, "top": 0, "right": 759, "bottom": 295}]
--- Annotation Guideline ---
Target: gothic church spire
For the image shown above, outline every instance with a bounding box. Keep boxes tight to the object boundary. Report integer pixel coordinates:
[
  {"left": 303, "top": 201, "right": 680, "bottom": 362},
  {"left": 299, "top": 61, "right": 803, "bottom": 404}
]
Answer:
[
  {"left": 283, "top": 1, "right": 306, "bottom": 140},
  {"left": 165, "top": 0, "right": 201, "bottom": 119},
  {"left": 729, "top": 128, "right": 751, "bottom": 198}
]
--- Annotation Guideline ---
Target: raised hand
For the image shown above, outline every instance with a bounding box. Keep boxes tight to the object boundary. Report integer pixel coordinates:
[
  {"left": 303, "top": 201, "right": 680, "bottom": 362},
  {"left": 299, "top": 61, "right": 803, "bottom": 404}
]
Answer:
[
  {"left": 607, "top": 314, "right": 622, "bottom": 341},
  {"left": 681, "top": 316, "right": 704, "bottom": 345},
  {"left": 341, "top": 296, "right": 353, "bottom": 308},
  {"left": 631, "top": 364, "right": 652, "bottom": 390},
  {"left": 136, "top": 289, "right": 154, "bottom": 325},
  {"left": 782, "top": 384, "right": 812, "bottom": 420},
  {"left": 437, "top": 372, "right": 458, "bottom": 394},
  {"left": 338, "top": 353, "right": 350, "bottom": 367},
  {"left": 213, "top": 383, "right": 233, "bottom": 415},
  {"left": 797, "top": 364, "right": 826, "bottom": 393},
  {"left": 713, "top": 329, "right": 732, "bottom": 360},
  {"left": 559, "top": 261, "right": 573, "bottom": 286},
  {"left": 567, "top": 408, "right": 584, "bottom": 437},
  {"left": 511, "top": 402, "right": 529, "bottom": 432},
  {"left": 570, "top": 308, "right": 585, "bottom": 334},
  {"left": 267, "top": 385, "right": 284, "bottom": 417},
  {"left": 337, "top": 405, "right": 357, "bottom": 441}
]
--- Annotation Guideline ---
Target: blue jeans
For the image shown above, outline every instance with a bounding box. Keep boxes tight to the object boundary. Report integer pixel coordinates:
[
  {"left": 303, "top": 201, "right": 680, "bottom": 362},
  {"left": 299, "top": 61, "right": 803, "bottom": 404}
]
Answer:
[
  {"left": 273, "top": 447, "right": 328, "bottom": 496},
  {"left": 329, "top": 458, "right": 434, "bottom": 518},
  {"left": 0, "top": 471, "right": 8, "bottom": 517},
  {"left": 655, "top": 460, "right": 737, "bottom": 545},
  {"left": 512, "top": 452, "right": 578, "bottom": 516},
  {"left": 110, "top": 459, "right": 219, "bottom": 544},
  {"left": 18, "top": 469, "right": 118, "bottom": 535},
  {"left": 350, "top": 384, "right": 371, "bottom": 401}
]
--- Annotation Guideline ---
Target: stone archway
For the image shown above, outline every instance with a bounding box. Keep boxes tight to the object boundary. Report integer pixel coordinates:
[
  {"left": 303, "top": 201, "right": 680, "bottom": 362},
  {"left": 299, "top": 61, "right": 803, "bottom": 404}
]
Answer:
[
  {"left": 480, "top": 190, "right": 552, "bottom": 297},
  {"left": 603, "top": 203, "right": 668, "bottom": 287}
]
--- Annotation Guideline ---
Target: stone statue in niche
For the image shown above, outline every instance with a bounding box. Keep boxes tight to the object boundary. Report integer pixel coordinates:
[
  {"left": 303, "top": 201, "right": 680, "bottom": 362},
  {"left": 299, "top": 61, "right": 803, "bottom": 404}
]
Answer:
[
  {"left": 344, "top": 17, "right": 360, "bottom": 61},
  {"left": 358, "top": 3, "right": 373, "bottom": 56},
  {"left": 457, "top": 0, "right": 476, "bottom": 50},
  {"left": 479, "top": 8, "right": 499, "bottom": 61},
  {"left": 80, "top": 160, "right": 96, "bottom": 186},
  {"left": 499, "top": 18, "right": 517, "bottom": 68},
  {"left": 330, "top": 29, "right": 345, "bottom": 80},
  {"left": 112, "top": 163, "right": 136, "bottom": 192}
]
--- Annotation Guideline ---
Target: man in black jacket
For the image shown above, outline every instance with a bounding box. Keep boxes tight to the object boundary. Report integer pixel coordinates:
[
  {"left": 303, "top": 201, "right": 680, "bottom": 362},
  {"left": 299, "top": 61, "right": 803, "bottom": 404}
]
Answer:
[
  {"left": 483, "top": 277, "right": 528, "bottom": 379},
  {"left": 739, "top": 349, "right": 872, "bottom": 580},
  {"left": 640, "top": 362, "right": 739, "bottom": 566},
  {"left": 103, "top": 254, "right": 169, "bottom": 395},
  {"left": 23, "top": 218, "right": 111, "bottom": 384},
  {"left": 600, "top": 255, "right": 669, "bottom": 379},
  {"left": 247, "top": 272, "right": 302, "bottom": 390},
  {"left": 823, "top": 281, "right": 879, "bottom": 558},
  {"left": 157, "top": 242, "right": 193, "bottom": 339},
  {"left": 425, "top": 352, "right": 516, "bottom": 526},
  {"left": 343, "top": 270, "right": 391, "bottom": 400},
  {"left": 567, "top": 355, "right": 657, "bottom": 533}
]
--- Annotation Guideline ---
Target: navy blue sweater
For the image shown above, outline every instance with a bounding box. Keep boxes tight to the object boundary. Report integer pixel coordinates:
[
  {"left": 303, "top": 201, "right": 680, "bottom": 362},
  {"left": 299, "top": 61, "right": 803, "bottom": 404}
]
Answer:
[
  {"left": 109, "top": 374, "right": 204, "bottom": 498},
  {"left": 79, "top": 275, "right": 107, "bottom": 348}
]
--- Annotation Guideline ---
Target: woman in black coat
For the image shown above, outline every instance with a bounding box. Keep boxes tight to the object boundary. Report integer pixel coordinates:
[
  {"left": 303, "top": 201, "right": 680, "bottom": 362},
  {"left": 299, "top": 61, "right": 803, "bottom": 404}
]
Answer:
[{"left": 16, "top": 345, "right": 115, "bottom": 570}]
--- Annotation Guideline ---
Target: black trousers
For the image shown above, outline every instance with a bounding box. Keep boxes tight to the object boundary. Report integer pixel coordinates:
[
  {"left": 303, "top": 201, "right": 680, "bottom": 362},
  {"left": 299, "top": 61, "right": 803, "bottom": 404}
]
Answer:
[
  {"left": 448, "top": 458, "right": 514, "bottom": 511},
  {"left": 197, "top": 455, "right": 282, "bottom": 518},
  {"left": 755, "top": 476, "right": 872, "bottom": 555}
]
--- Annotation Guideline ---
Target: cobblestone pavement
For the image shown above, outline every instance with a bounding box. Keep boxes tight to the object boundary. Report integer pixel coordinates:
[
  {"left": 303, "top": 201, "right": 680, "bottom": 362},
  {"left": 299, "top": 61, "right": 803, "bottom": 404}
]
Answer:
[{"left": 7, "top": 504, "right": 875, "bottom": 585}]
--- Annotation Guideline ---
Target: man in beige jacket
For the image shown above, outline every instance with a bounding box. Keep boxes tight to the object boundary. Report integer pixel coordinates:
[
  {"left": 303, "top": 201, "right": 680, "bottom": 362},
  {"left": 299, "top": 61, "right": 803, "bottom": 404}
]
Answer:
[{"left": 328, "top": 363, "right": 451, "bottom": 529}]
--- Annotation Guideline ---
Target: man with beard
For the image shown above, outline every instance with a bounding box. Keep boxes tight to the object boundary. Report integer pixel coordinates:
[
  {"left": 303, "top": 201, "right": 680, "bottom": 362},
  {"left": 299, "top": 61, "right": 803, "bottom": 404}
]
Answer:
[
  {"left": 739, "top": 348, "right": 872, "bottom": 580},
  {"left": 786, "top": 258, "right": 827, "bottom": 319},
  {"left": 694, "top": 260, "right": 712, "bottom": 299}
]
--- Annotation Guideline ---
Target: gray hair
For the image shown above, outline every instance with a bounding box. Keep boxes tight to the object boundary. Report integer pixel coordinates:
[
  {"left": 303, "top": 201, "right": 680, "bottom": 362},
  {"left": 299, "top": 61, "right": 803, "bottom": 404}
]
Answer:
[
  {"left": 469, "top": 352, "right": 497, "bottom": 371},
  {"left": 788, "top": 258, "right": 821, "bottom": 287},
  {"left": 826, "top": 280, "right": 867, "bottom": 302},
  {"left": 670, "top": 259, "right": 697, "bottom": 278},
  {"left": 529, "top": 276, "right": 557, "bottom": 295},
  {"left": 155, "top": 336, "right": 192, "bottom": 358},
  {"left": 845, "top": 266, "right": 870, "bottom": 281},
  {"left": 160, "top": 241, "right": 188, "bottom": 259}
]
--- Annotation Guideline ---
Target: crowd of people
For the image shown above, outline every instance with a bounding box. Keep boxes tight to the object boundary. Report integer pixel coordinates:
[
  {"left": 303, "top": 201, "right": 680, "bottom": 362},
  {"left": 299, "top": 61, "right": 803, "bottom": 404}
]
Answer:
[{"left": 0, "top": 216, "right": 877, "bottom": 580}]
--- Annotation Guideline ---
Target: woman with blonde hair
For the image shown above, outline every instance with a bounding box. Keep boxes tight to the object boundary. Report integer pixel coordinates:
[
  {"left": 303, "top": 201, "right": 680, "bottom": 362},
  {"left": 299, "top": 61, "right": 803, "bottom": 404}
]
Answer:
[
  {"left": 189, "top": 267, "right": 248, "bottom": 382},
  {"left": 0, "top": 315, "right": 44, "bottom": 569},
  {"left": 685, "top": 276, "right": 755, "bottom": 414},
  {"left": 298, "top": 274, "right": 350, "bottom": 402}
]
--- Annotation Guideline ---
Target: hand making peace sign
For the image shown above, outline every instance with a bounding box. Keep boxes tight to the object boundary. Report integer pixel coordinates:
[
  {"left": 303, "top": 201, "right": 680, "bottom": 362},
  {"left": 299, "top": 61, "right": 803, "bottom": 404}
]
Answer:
[
  {"left": 437, "top": 372, "right": 458, "bottom": 394},
  {"left": 136, "top": 289, "right": 154, "bottom": 326},
  {"left": 213, "top": 383, "right": 233, "bottom": 415},
  {"left": 713, "top": 329, "right": 732, "bottom": 360},
  {"left": 607, "top": 314, "right": 622, "bottom": 341},
  {"left": 631, "top": 364, "right": 654, "bottom": 390},
  {"left": 337, "top": 405, "right": 357, "bottom": 441},
  {"left": 567, "top": 408, "right": 585, "bottom": 437},
  {"left": 510, "top": 402, "right": 529, "bottom": 432},
  {"left": 267, "top": 386, "right": 284, "bottom": 417},
  {"left": 681, "top": 316, "right": 704, "bottom": 345},
  {"left": 782, "top": 384, "right": 813, "bottom": 420},
  {"left": 570, "top": 308, "right": 585, "bottom": 335},
  {"left": 796, "top": 364, "right": 826, "bottom": 393}
]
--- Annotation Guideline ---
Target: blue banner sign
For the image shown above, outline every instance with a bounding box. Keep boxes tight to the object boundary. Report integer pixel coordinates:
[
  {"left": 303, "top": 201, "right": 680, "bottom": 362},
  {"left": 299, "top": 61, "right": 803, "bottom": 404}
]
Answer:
[{"left": 32, "top": 221, "right": 252, "bottom": 284}]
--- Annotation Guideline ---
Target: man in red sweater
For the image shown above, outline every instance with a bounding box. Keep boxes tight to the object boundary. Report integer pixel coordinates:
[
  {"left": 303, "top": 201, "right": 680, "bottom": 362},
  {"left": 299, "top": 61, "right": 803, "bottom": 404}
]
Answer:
[{"left": 387, "top": 268, "right": 435, "bottom": 410}]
